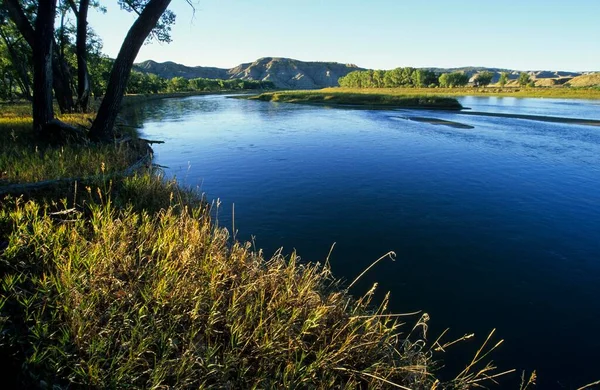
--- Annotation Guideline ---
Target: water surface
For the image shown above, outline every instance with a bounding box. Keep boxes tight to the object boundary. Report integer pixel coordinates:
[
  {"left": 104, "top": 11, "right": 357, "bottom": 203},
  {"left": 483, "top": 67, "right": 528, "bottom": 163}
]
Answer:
[{"left": 124, "top": 95, "right": 600, "bottom": 388}]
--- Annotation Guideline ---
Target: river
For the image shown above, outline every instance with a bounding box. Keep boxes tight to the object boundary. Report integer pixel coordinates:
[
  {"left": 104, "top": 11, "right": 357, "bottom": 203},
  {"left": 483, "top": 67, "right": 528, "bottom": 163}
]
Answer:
[{"left": 124, "top": 95, "right": 600, "bottom": 388}]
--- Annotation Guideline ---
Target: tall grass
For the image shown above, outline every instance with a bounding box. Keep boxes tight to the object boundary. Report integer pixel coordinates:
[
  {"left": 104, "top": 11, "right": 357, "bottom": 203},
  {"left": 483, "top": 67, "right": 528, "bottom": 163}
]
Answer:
[
  {"left": 0, "top": 114, "right": 143, "bottom": 184},
  {"left": 0, "top": 173, "right": 512, "bottom": 388}
]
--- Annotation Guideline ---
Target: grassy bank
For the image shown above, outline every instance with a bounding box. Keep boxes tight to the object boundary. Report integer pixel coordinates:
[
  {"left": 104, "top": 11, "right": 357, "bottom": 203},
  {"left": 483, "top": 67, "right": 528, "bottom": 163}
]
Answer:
[
  {"left": 319, "top": 87, "right": 600, "bottom": 100},
  {"left": 248, "top": 90, "right": 464, "bottom": 110},
  {"left": 1, "top": 102, "right": 516, "bottom": 388}
]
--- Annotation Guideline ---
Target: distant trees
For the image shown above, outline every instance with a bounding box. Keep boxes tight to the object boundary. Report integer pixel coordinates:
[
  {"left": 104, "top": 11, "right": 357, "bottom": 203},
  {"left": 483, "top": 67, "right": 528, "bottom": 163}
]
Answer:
[
  {"left": 124, "top": 71, "right": 275, "bottom": 94},
  {"left": 473, "top": 71, "right": 494, "bottom": 87},
  {"left": 498, "top": 72, "right": 509, "bottom": 87},
  {"left": 438, "top": 72, "right": 469, "bottom": 88},
  {"left": 339, "top": 68, "right": 484, "bottom": 89},
  {"left": 518, "top": 72, "right": 531, "bottom": 87},
  {"left": 338, "top": 67, "right": 439, "bottom": 88}
]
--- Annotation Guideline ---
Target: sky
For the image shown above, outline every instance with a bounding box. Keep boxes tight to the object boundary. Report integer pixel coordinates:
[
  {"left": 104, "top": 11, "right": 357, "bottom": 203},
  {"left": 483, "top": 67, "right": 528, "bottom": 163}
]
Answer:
[{"left": 87, "top": 0, "right": 600, "bottom": 72}]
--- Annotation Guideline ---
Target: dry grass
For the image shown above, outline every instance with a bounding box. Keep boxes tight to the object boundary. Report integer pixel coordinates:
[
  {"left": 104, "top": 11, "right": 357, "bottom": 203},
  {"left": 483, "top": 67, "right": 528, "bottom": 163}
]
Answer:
[{"left": 567, "top": 73, "right": 600, "bottom": 88}]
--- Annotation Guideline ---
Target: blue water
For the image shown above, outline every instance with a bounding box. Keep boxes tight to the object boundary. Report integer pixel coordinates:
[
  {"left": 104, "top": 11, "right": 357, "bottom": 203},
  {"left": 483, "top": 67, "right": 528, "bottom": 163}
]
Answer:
[{"left": 124, "top": 95, "right": 600, "bottom": 388}]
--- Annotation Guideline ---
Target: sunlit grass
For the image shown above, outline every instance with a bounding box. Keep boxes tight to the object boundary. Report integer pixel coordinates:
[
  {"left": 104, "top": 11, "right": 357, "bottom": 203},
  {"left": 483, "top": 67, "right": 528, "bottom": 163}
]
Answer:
[{"left": 0, "top": 112, "right": 142, "bottom": 184}]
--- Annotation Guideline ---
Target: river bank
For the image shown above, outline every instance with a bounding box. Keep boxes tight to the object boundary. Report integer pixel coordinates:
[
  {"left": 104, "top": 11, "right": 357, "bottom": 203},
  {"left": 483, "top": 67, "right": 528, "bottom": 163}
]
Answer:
[{"left": 245, "top": 90, "right": 464, "bottom": 110}]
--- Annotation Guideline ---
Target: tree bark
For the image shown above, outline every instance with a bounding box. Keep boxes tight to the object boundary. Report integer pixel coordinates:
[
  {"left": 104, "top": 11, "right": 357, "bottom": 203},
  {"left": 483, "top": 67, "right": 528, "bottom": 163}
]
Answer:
[
  {"left": 32, "top": 0, "right": 56, "bottom": 133},
  {"left": 3, "top": 0, "right": 75, "bottom": 114},
  {"left": 89, "top": 0, "right": 172, "bottom": 140},
  {"left": 76, "top": 0, "right": 91, "bottom": 111}
]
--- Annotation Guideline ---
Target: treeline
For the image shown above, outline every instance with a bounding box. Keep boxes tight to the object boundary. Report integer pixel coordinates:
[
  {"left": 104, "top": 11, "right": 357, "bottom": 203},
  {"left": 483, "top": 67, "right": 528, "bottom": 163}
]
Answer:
[
  {"left": 338, "top": 68, "right": 498, "bottom": 88},
  {"left": 339, "top": 68, "right": 439, "bottom": 88},
  {"left": 126, "top": 72, "right": 275, "bottom": 95}
]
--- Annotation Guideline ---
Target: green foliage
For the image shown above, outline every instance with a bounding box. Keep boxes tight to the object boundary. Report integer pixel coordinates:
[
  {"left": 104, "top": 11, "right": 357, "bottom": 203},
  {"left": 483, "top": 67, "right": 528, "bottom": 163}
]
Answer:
[
  {"left": 473, "top": 71, "right": 494, "bottom": 87},
  {"left": 124, "top": 72, "right": 275, "bottom": 95},
  {"left": 339, "top": 67, "right": 439, "bottom": 88},
  {"left": 498, "top": 72, "right": 509, "bottom": 87},
  {"left": 439, "top": 72, "right": 469, "bottom": 88},
  {"left": 518, "top": 72, "right": 531, "bottom": 87}
]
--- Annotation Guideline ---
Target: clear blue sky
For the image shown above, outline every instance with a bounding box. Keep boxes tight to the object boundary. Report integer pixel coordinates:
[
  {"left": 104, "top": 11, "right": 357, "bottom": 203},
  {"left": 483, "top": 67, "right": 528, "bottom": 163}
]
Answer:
[{"left": 88, "top": 0, "right": 600, "bottom": 71}]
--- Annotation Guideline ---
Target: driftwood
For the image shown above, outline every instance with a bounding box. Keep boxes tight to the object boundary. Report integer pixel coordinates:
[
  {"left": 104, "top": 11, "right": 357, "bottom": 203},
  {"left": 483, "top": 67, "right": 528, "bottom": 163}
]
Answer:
[
  {"left": 0, "top": 151, "right": 152, "bottom": 196},
  {"left": 139, "top": 138, "right": 165, "bottom": 144}
]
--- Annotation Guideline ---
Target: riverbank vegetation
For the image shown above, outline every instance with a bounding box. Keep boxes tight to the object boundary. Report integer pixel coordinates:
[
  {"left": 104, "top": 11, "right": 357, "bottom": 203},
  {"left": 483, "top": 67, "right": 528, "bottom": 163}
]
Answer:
[{"left": 249, "top": 90, "right": 464, "bottom": 110}]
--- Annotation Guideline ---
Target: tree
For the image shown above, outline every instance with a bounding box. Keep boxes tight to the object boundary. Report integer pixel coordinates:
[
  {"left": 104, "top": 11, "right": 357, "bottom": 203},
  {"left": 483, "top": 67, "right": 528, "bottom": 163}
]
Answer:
[
  {"left": 473, "top": 71, "right": 494, "bottom": 87},
  {"left": 65, "top": 0, "right": 92, "bottom": 111},
  {"left": 518, "top": 72, "right": 531, "bottom": 87},
  {"left": 3, "top": 0, "right": 76, "bottom": 113},
  {"left": 498, "top": 72, "right": 509, "bottom": 87},
  {"left": 31, "top": 0, "right": 57, "bottom": 133},
  {"left": 439, "top": 72, "right": 469, "bottom": 88},
  {"left": 89, "top": 0, "right": 174, "bottom": 140}
]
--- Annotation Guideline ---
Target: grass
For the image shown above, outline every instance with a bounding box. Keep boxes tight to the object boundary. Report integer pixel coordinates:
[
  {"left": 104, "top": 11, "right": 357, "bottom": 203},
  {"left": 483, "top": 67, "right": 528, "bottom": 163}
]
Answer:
[
  {"left": 315, "top": 86, "right": 600, "bottom": 100},
  {"left": 249, "top": 90, "right": 464, "bottom": 110},
  {"left": 0, "top": 107, "right": 145, "bottom": 185}
]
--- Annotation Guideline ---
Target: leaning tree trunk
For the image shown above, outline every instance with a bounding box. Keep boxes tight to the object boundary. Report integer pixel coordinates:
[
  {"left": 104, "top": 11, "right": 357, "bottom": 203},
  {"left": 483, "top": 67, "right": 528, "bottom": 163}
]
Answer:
[
  {"left": 76, "top": 0, "right": 91, "bottom": 111},
  {"left": 89, "top": 0, "right": 172, "bottom": 140},
  {"left": 4, "top": 0, "right": 75, "bottom": 114},
  {"left": 32, "top": 0, "right": 57, "bottom": 133}
]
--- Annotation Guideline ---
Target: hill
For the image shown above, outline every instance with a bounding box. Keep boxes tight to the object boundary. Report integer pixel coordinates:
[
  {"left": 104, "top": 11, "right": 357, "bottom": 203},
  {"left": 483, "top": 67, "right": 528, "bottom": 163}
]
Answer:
[
  {"left": 134, "top": 58, "right": 364, "bottom": 89},
  {"left": 567, "top": 73, "right": 600, "bottom": 87}
]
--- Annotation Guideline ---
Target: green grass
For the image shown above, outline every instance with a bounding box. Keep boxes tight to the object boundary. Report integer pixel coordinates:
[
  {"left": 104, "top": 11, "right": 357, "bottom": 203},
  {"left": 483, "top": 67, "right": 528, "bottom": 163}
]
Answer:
[
  {"left": 249, "top": 90, "right": 464, "bottom": 110},
  {"left": 0, "top": 112, "right": 144, "bottom": 185},
  {"left": 317, "top": 86, "right": 600, "bottom": 100}
]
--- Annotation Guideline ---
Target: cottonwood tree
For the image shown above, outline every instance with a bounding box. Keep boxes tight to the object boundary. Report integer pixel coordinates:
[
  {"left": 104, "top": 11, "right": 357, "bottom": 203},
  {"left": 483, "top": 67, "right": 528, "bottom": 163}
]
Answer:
[
  {"left": 3, "top": 0, "right": 76, "bottom": 114},
  {"left": 518, "top": 72, "right": 531, "bottom": 87},
  {"left": 473, "top": 71, "right": 494, "bottom": 87},
  {"left": 89, "top": 0, "right": 177, "bottom": 140},
  {"left": 498, "top": 71, "right": 509, "bottom": 87},
  {"left": 2, "top": 0, "right": 183, "bottom": 139}
]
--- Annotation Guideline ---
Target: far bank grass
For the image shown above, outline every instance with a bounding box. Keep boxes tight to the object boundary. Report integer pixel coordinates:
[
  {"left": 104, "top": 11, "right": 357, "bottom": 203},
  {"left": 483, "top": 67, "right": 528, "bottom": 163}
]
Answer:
[
  {"left": 249, "top": 90, "right": 464, "bottom": 110},
  {"left": 320, "top": 86, "right": 600, "bottom": 100}
]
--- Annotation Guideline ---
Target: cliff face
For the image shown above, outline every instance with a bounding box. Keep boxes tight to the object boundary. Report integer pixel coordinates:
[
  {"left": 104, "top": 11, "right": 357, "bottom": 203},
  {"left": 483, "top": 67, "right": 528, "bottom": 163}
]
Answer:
[{"left": 134, "top": 58, "right": 364, "bottom": 89}]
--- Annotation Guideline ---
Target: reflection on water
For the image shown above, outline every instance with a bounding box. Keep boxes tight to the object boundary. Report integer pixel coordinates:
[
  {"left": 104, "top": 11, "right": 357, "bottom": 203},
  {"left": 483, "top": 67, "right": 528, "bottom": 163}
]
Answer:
[{"left": 127, "top": 95, "right": 600, "bottom": 389}]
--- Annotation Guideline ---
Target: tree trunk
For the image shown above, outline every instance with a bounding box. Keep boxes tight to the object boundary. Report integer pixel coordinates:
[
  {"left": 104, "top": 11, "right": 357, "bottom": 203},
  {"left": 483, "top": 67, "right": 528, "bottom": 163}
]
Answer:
[
  {"left": 89, "top": 0, "right": 172, "bottom": 140},
  {"left": 4, "top": 0, "right": 74, "bottom": 114},
  {"left": 32, "top": 0, "right": 56, "bottom": 133},
  {"left": 76, "top": 0, "right": 91, "bottom": 111}
]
